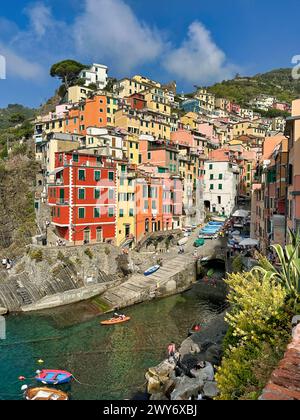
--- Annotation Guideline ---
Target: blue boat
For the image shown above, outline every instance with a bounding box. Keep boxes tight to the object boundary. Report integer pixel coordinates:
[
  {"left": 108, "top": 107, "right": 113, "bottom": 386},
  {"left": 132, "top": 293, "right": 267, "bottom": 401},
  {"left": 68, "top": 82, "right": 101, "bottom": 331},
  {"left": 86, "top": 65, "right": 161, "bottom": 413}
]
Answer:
[
  {"left": 144, "top": 265, "right": 160, "bottom": 276},
  {"left": 35, "top": 369, "right": 73, "bottom": 385}
]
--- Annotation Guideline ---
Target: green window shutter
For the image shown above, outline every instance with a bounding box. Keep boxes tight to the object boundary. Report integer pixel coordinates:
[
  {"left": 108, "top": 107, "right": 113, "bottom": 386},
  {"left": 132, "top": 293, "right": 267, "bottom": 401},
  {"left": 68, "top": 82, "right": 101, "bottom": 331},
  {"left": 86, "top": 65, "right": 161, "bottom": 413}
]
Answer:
[
  {"left": 95, "top": 171, "right": 101, "bottom": 181},
  {"left": 210, "top": 184, "right": 214, "bottom": 190},
  {"left": 79, "top": 208, "right": 85, "bottom": 219},
  {"left": 59, "top": 189, "right": 65, "bottom": 203},
  {"left": 94, "top": 188, "right": 101, "bottom": 199},
  {"left": 108, "top": 208, "right": 115, "bottom": 217},
  {"left": 94, "top": 208, "right": 100, "bottom": 218},
  {"left": 109, "top": 172, "right": 114, "bottom": 181},
  {"left": 219, "top": 184, "right": 223, "bottom": 190},
  {"left": 119, "top": 209, "right": 124, "bottom": 217},
  {"left": 210, "top": 174, "right": 214, "bottom": 180},
  {"left": 219, "top": 174, "right": 223, "bottom": 180},
  {"left": 129, "top": 209, "right": 134, "bottom": 217},
  {"left": 79, "top": 170, "right": 85, "bottom": 181},
  {"left": 78, "top": 189, "right": 85, "bottom": 200},
  {"left": 73, "top": 154, "right": 79, "bottom": 162},
  {"left": 209, "top": 164, "right": 213, "bottom": 170}
]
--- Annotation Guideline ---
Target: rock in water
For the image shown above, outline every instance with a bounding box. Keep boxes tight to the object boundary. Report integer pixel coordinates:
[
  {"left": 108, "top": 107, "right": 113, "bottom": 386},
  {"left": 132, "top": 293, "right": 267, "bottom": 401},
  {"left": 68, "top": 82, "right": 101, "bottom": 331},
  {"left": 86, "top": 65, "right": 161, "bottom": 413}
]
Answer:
[
  {"left": 190, "top": 362, "right": 215, "bottom": 382},
  {"left": 0, "top": 307, "right": 7, "bottom": 315},
  {"left": 146, "top": 359, "right": 176, "bottom": 395},
  {"left": 203, "top": 381, "right": 219, "bottom": 399},
  {"left": 171, "top": 376, "right": 204, "bottom": 400}
]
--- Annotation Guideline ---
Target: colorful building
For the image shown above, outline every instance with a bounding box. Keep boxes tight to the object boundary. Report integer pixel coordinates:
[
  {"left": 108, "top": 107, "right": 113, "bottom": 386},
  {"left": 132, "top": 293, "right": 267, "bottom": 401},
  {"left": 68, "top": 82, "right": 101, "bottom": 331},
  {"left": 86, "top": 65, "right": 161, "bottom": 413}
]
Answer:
[{"left": 48, "top": 151, "right": 117, "bottom": 245}]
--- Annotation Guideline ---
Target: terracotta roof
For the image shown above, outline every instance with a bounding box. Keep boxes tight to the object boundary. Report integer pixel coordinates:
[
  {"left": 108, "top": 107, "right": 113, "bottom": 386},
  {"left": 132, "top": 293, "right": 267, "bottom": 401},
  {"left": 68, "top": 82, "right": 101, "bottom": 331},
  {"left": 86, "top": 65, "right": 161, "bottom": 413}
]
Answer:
[{"left": 260, "top": 324, "right": 300, "bottom": 400}]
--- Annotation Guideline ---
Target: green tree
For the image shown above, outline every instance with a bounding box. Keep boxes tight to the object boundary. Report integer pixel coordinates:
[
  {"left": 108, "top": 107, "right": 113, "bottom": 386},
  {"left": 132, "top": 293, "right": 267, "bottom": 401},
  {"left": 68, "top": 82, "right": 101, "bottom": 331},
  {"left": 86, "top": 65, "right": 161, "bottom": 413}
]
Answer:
[{"left": 50, "top": 60, "right": 88, "bottom": 89}]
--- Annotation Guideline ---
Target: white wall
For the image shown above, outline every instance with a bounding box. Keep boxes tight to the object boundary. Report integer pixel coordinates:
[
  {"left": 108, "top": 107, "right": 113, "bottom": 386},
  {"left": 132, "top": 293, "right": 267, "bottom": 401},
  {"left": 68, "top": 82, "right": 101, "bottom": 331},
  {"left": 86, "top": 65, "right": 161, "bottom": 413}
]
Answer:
[{"left": 204, "top": 161, "right": 239, "bottom": 216}]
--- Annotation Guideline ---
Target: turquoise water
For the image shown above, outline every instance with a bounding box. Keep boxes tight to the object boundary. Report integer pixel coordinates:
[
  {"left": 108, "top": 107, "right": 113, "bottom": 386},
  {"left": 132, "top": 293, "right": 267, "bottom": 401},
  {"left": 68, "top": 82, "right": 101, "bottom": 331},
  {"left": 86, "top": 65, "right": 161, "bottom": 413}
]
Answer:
[{"left": 0, "top": 286, "right": 222, "bottom": 400}]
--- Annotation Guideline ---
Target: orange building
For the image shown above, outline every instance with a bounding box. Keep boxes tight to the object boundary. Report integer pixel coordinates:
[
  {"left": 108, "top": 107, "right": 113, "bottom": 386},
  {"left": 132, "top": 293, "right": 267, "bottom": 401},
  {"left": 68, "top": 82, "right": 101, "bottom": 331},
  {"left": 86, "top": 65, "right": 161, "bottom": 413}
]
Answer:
[{"left": 65, "top": 95, "right": 109, "bottom": 136}]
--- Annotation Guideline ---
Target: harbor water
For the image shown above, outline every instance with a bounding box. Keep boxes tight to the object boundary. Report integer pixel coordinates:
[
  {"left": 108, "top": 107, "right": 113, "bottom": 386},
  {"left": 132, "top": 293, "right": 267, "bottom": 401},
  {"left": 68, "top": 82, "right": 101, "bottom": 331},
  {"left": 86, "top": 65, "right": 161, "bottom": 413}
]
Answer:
[{"left": 0, "top": 284, "right": 223, "bottom": 400}]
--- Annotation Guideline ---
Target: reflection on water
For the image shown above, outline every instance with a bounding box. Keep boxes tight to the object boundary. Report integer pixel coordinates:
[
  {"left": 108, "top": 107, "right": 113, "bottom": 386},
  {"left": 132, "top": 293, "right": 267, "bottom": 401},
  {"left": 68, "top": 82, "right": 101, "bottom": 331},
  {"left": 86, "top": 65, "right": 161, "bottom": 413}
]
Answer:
[{"left": 0, "top": 284, "right": 223, "bottom": 400}]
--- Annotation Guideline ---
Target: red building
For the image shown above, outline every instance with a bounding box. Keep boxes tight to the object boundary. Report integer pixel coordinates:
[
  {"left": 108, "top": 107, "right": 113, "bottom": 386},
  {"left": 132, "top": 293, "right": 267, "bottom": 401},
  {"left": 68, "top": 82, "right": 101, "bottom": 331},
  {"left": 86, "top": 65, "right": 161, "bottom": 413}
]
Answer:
[
  {"left": 125, "top": 93, "right": 147, "bottom": 110},
  {"left": 48, "top": 151, "right": 117, "bottom": 245}
]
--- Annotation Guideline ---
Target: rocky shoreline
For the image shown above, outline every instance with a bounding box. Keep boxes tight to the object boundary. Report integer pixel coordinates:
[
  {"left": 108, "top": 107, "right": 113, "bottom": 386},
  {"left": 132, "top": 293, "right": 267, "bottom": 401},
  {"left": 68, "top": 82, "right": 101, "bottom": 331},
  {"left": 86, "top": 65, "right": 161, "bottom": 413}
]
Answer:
[
  {"left": 145, "top": 309, "right": 228, "bottom": 400},
  {"left": 142, "top": 255, "right": 229, "bottom": 401}
]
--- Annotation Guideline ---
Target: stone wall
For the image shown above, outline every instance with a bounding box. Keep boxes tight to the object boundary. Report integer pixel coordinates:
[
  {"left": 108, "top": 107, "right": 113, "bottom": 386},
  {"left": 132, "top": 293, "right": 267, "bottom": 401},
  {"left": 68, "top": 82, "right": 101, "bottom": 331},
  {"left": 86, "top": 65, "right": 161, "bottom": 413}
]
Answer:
[{"left": 260, "top": 321, "right": 300, "bottom": 400}]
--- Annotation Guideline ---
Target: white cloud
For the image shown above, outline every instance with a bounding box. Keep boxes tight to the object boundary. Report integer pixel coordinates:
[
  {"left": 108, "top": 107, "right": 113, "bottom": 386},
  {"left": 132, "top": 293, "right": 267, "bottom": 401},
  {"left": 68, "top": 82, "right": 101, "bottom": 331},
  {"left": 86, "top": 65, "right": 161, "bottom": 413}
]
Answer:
[
  {"left": 164, "top": 21, "right": 237, "bottom": 85},
  {"left": 73, "top": 0, "right": 164, "bottom": 73},
  {"left": 25, "top": 3, "right": 53, "bottom": 38},
  {"left": 0, "top": 41, "right": 44, "bottom": 80}
]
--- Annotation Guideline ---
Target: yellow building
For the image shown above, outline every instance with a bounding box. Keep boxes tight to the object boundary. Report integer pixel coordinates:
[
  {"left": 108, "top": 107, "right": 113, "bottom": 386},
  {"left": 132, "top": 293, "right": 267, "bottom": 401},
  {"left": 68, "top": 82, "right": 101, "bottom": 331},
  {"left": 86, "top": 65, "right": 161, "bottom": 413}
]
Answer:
[
  {"left": 115, "top": 108, "right": 171, "bottom": 143},
  {"left": 142, "top": 88, "right": 172, "bottom": 116},
  {"left": 180, "top": 112, "right": 199, "bottom": 131},
  {"left": 127, "top": 134, "right": 140, "bottom": 165},
  {"left": 232, "top": 121, "right": 266, "bottom": 138},
  {"left": 67, "top": 85, "right": 93, "bottom": 104},
  {"left": 194, "top": 88, "right": 216, "bottom": 112},
  {"left": 114, "top": 75, "right": 161, "bottom": 99},
  {"left": 116, "top": 163, "right": 136, "bottom": 247}
]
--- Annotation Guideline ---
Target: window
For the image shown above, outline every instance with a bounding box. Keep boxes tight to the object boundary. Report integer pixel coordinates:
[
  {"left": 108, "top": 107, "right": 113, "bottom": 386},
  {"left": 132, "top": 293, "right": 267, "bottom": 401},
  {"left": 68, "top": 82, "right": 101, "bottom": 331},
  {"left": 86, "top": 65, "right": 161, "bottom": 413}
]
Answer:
[
  {"left": 108, "top": 189, "right": 114, "bottom": 200},
  {"left": 94, "top": 188, "right": 101, "bottom": 199},
  {"left": 148, "top": 152, "right": 151, "bottom": 160},
  {"left": 108, "top": 207, "right": 115, "bottom": 217},
  {"left": 210, "top": 184, "right": 214, "bottom": 190},
  {"left": 94, "top": 171, "right": 101, "bottom": 181},
  {"left": 78, "top": 189, "right": 85, "bottom": 200},
  {"left": 129, "top": 209, "right": 134, "bottom": 217},
  {"left": 152, "top": 201, "right": 157, "bottom": 210},
  {"left": 218, "top": 184, "right": 223, "bottom": 190},
  {"left": 78, "top": 170, "right": 85, "bottom": 181},
  {"left": 219, "top": 174, "right": 223, "bottom": 180},
  {"left": 119, "top": 209, "right": 124, "bottom": 218},
  {"left": 78, "top": 208, "right": 85, "bottom": 219},
  {"left": 94, "top": 208, "right": 100, "bottom": 218},
  {"left": 210, "top": 174, "right": 214, "bottom": 180},
  {"left": 144, "top": 201, "right": 149, "bottom": 210},
  {"left": 130, "top": 153, "right": 134, "bottom": 160},
  {"left": 73, "top": 154, "right": 79, "bottom": 162},
  {"left": 108, "top": 172, "right": 114, "bottom": 181},
  {"left": 143, "top": 185, "right": 148, "bottom": 198},
  {"left": 218, "top": 196, "right": 222, "bottom": 205},
  {"left": 209, "top": 164, "right": 213, "bottom": 170}
]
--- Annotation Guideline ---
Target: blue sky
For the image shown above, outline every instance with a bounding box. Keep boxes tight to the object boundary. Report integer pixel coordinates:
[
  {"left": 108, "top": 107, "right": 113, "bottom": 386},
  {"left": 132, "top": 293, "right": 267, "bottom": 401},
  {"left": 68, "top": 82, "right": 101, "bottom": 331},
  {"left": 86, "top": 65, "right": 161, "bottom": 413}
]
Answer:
[{"left": 0, "top": 0, "right": 299, "bottom": 108}]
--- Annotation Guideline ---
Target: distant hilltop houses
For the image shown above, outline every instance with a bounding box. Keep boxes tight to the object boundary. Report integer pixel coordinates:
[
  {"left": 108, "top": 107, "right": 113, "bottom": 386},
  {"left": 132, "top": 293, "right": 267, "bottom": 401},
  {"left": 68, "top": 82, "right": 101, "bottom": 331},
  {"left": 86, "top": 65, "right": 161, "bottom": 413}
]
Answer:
[{"left": 33, "top": 62, "right": 294, "bottom": 248}]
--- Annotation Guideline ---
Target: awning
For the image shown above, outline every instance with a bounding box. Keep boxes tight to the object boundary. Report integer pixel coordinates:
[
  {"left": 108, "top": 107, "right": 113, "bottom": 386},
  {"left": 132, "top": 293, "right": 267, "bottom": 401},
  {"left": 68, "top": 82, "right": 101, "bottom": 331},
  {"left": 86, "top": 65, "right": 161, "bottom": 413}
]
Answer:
[{"left": 49, "top": 167, "right": 64, "bottom": 176}]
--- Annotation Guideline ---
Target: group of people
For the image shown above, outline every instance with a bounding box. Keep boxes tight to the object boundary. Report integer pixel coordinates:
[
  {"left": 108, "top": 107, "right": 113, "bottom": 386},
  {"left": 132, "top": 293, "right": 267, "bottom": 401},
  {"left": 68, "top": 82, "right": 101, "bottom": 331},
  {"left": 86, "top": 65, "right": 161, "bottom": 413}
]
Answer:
[
  {"left": 1, "top": 258, "right": 12, "bottom": 270},
  {"left": 113, "top": 312, "right": 126, "bottom": 320}
]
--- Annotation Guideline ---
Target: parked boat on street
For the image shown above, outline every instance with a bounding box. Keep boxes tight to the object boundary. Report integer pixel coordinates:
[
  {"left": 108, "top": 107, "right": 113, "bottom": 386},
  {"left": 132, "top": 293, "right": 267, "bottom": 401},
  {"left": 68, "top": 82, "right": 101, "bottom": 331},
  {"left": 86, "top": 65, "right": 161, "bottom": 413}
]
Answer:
[{"left": 144, "top": 265, "right": 161, "bottom": 276}]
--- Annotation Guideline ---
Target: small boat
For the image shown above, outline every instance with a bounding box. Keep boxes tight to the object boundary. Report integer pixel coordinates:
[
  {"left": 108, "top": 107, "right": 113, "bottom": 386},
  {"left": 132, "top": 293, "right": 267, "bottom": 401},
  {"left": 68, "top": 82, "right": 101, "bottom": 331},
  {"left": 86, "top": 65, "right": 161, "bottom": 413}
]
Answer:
[
  {"left": 35, "top": 369, "right": 73, "bottom": 385},
  {"left": 144, "top": 265, "right": 160, "bottom": 276},
  {"left": 194, "top": 239, "right": 205, "bottom": 248},
  {"left": 101, "top": 316, "right": 131, "bottom": 326},
  {"left": 25, "top": 387, "right": 69, "bottom": 401}
]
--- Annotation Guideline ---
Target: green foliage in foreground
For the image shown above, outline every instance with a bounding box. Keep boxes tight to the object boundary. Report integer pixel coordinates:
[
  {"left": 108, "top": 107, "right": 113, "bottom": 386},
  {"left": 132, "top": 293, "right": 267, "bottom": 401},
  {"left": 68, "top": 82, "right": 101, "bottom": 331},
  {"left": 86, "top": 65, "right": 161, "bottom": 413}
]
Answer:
[{"left": 215, "top": 271, "right": 293, "bottom": 400}]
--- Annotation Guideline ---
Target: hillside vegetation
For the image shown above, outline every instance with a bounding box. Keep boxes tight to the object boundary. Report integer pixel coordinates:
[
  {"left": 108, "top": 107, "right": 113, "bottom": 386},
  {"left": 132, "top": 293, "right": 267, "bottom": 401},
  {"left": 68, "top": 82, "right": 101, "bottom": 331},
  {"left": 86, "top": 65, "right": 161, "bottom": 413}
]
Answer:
[{"left": 208, "top": 68, "right": 300, "bottom": 105}]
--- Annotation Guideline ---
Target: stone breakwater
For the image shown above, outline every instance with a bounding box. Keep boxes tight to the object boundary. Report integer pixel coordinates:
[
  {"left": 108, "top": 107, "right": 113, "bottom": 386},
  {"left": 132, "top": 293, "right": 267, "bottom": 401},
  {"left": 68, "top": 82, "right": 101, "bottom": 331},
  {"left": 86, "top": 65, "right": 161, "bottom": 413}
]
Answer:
[{"left": 145, "top": 311, "right": 228, "bottom": 400}]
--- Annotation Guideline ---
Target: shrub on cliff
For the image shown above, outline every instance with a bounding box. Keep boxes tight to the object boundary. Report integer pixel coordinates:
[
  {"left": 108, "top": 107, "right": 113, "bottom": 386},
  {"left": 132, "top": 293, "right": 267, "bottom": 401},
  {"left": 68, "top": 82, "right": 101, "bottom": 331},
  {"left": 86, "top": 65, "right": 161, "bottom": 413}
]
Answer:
[{"left": 215, "top": 271, "right": 291, "bottom": 400}]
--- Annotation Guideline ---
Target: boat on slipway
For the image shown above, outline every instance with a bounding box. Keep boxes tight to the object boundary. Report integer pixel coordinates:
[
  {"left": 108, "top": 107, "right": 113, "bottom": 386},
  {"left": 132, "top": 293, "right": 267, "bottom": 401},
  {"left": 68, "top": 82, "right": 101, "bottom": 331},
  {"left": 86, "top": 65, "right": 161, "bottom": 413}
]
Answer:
[{"left": 144, "top": 265, "right": 161, "bottom": 276}]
